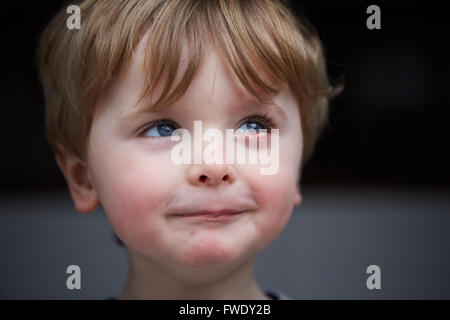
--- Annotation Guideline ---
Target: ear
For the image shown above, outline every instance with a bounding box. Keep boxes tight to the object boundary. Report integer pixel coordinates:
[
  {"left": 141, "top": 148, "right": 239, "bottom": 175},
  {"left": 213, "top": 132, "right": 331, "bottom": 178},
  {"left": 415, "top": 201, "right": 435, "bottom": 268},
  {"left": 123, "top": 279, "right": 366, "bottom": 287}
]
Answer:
[
  {"left": 294, "top": 183, "right": 302, "bottom": 207},
  {"left": 55, "top": 145, "right": 99, "bottom": 214}
]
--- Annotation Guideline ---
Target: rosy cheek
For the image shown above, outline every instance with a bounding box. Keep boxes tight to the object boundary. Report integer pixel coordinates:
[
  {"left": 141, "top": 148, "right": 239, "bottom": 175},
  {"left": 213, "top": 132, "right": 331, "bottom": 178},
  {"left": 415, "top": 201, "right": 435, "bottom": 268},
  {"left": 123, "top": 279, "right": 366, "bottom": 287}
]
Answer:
[
  {"left": 96, "top": 155, "right": 174, "bottom": 247},
  {"left": 250, "top": 169, "right": 296, "bottom": 243}
]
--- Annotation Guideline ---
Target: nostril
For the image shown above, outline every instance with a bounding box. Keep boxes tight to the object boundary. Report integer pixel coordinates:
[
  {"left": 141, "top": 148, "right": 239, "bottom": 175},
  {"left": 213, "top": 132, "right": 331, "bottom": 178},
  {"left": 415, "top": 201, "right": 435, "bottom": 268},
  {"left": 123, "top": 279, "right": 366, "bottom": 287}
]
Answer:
[
  {"left": 199, "top": 175, "right": 208, "bottom": 182},
  {"left": 222, "top": 174, "right": 229, "bottom": 181}
]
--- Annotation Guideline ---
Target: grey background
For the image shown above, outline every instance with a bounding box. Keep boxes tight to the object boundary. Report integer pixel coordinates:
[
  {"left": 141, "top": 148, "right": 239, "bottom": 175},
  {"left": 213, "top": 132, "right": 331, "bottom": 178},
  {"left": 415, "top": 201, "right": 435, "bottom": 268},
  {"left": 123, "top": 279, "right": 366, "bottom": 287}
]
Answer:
[{"left": 1, "top": 186, "right": 449, "bottom": 299}]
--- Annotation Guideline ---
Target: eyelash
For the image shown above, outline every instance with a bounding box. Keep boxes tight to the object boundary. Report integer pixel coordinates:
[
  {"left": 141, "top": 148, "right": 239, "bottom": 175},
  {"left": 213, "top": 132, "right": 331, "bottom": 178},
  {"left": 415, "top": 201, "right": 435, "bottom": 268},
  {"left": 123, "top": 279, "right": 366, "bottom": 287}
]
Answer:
[{"left": 138, "top": 112, "right": 277, "bottom": 137}]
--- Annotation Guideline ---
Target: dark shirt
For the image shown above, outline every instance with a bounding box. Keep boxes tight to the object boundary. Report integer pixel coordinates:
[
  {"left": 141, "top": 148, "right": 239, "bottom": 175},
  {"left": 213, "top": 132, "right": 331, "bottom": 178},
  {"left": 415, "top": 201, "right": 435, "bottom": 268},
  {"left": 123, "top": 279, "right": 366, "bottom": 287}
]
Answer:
[{"left": 107, "top": 290, "right": 292, "bottom": 300}]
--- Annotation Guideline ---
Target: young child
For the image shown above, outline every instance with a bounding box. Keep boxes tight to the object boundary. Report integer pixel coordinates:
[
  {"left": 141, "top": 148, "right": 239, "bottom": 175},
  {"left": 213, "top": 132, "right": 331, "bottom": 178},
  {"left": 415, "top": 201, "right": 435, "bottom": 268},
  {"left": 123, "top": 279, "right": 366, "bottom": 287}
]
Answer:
[{"left": 37, "top": 0, "right": 341, "bottom": 299}]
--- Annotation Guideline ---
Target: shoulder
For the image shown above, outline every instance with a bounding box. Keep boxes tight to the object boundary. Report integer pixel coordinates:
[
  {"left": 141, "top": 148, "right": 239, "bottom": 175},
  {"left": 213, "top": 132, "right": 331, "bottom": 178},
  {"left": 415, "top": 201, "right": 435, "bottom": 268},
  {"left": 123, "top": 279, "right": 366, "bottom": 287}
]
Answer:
[{"left": 265, "top": 289, "right": 293, "bottom": 300}]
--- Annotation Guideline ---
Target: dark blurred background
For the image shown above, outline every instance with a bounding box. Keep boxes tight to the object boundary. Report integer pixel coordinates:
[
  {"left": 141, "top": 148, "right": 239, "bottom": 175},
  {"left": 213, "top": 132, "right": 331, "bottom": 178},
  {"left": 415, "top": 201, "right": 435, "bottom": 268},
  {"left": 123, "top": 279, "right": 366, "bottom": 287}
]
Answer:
[
  {"left": 1, "top": 0, "right": 449, "bottom": 192},
  {"left": 0, "top": 0, "right": 449, "bottom": 299}
]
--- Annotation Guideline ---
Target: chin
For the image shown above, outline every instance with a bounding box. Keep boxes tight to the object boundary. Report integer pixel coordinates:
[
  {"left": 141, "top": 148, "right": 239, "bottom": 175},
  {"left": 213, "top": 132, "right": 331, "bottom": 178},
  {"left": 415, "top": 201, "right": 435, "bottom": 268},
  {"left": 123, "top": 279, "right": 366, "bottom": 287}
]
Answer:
[{"left": 175, "top": 236, "right": 253, "bottom": 269}]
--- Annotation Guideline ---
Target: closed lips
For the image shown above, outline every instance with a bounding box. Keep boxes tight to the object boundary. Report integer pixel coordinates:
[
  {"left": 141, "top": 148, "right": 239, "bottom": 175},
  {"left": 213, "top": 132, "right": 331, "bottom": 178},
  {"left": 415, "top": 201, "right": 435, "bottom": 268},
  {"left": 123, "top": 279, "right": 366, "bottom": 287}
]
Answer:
[
  {"left": 166, "top": 190, "right": 258, "bottom": 217},
  {"left": 173, "top": 210, "right": 245, "bottom": 217}
]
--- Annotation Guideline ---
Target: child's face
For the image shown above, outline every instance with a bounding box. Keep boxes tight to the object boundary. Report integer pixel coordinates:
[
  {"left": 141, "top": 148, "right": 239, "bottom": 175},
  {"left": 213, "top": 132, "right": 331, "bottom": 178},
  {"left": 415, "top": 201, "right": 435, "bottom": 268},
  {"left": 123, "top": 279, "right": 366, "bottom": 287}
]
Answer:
[{"left": 84, "top": 33, "right": 303, "bottom": 269}]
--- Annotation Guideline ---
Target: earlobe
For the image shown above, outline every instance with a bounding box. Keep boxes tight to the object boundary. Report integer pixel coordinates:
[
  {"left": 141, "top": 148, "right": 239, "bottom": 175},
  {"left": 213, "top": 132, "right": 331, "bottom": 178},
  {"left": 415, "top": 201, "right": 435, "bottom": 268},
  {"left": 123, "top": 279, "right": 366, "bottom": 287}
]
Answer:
[{"left": 55, "top": 148, "right": 99, "bottom": 214}]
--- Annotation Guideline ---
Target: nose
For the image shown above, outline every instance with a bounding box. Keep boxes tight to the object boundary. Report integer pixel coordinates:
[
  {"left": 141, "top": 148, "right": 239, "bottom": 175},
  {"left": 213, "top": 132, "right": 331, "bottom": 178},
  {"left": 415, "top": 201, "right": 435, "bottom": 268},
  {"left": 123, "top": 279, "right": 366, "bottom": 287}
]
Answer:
[{"left": 187, "top": 163, "right": 236, "bottom": 187}]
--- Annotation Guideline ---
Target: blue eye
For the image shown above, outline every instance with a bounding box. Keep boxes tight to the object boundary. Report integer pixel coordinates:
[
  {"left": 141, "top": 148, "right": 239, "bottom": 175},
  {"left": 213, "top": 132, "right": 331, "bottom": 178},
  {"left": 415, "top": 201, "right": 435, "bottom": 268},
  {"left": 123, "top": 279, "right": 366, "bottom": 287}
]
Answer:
[
  {"left": 236, "top": 116, "right": 273, "bottom": 134},
  {"left": 142, "top": 121, "right": 177, "bottom": 137},
  {"left": 238, "top": 121, "right": 265, "bottom": 132}
]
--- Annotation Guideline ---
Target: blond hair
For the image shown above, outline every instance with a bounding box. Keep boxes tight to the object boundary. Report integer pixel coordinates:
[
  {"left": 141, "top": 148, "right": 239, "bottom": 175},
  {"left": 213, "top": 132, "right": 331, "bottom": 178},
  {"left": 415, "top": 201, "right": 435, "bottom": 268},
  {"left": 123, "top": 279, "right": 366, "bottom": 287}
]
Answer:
[{"left": 37, "top": 0, "right": 342, "bottom": 168}]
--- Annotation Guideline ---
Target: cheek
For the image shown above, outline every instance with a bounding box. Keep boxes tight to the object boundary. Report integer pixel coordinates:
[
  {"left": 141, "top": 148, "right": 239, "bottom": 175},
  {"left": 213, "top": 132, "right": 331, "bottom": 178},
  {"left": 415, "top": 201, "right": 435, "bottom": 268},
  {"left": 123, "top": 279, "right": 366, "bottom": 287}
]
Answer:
[
  {"left": 91, "top": 151, "right": 177, "bottom": 248},
  {"left": 243, "top": 149, "right": 300, "bottom": 246},
  {"left": 253, "top": 172, "right": 296, "bottom": 242}
]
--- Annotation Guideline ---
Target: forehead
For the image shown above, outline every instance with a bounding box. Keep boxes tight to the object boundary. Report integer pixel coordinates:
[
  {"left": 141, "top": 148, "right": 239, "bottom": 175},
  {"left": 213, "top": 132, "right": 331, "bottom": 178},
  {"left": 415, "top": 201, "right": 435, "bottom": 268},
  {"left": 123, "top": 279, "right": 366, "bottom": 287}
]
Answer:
[
  {"left": 95, "top": 28, "right": 294, "bottom": 124},
  {"left": 120, "top": 36, "right": 258, "bottom": 108}
]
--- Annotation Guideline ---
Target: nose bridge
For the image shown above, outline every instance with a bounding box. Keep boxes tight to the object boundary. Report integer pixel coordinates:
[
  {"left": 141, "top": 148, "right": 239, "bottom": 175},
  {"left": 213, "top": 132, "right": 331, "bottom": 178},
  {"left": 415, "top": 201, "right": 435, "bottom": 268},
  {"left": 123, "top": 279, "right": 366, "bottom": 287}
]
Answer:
[
  {"left": 185, "top": 109, "right": 237, "bottom": 187},
  {"left": 191, "top": 119, "right": 231, "bottom": 165}
]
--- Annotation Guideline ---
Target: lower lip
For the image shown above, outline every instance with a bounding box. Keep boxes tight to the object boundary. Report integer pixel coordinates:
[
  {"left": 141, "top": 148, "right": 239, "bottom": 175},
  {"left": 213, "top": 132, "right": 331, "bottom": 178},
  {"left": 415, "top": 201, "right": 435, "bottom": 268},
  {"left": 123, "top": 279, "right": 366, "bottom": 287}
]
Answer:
[{"left": 173, "top": 211, "right": 245, "bottom": 221}]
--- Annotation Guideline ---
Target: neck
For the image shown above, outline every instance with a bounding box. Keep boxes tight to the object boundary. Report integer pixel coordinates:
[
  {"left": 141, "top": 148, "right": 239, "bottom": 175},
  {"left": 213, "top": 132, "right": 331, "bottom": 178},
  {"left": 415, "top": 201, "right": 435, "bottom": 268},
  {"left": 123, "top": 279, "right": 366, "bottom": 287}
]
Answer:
[{"left": 118, "top": 247, "right": 269, "bottom": 300}]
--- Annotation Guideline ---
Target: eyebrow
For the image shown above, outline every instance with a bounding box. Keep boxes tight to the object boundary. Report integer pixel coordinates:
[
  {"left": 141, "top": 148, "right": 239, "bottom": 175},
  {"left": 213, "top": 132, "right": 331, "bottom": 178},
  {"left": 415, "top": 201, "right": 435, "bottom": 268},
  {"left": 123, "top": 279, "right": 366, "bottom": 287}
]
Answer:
[
  {"left": 121, "top": 105, "right": 164, "bottom": 124},
  {"left": 257, "top": 102, "right": 288, "bottom": 120},
  {"left": 121, "top": 99, "right": 287, "bottom": 124}
]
